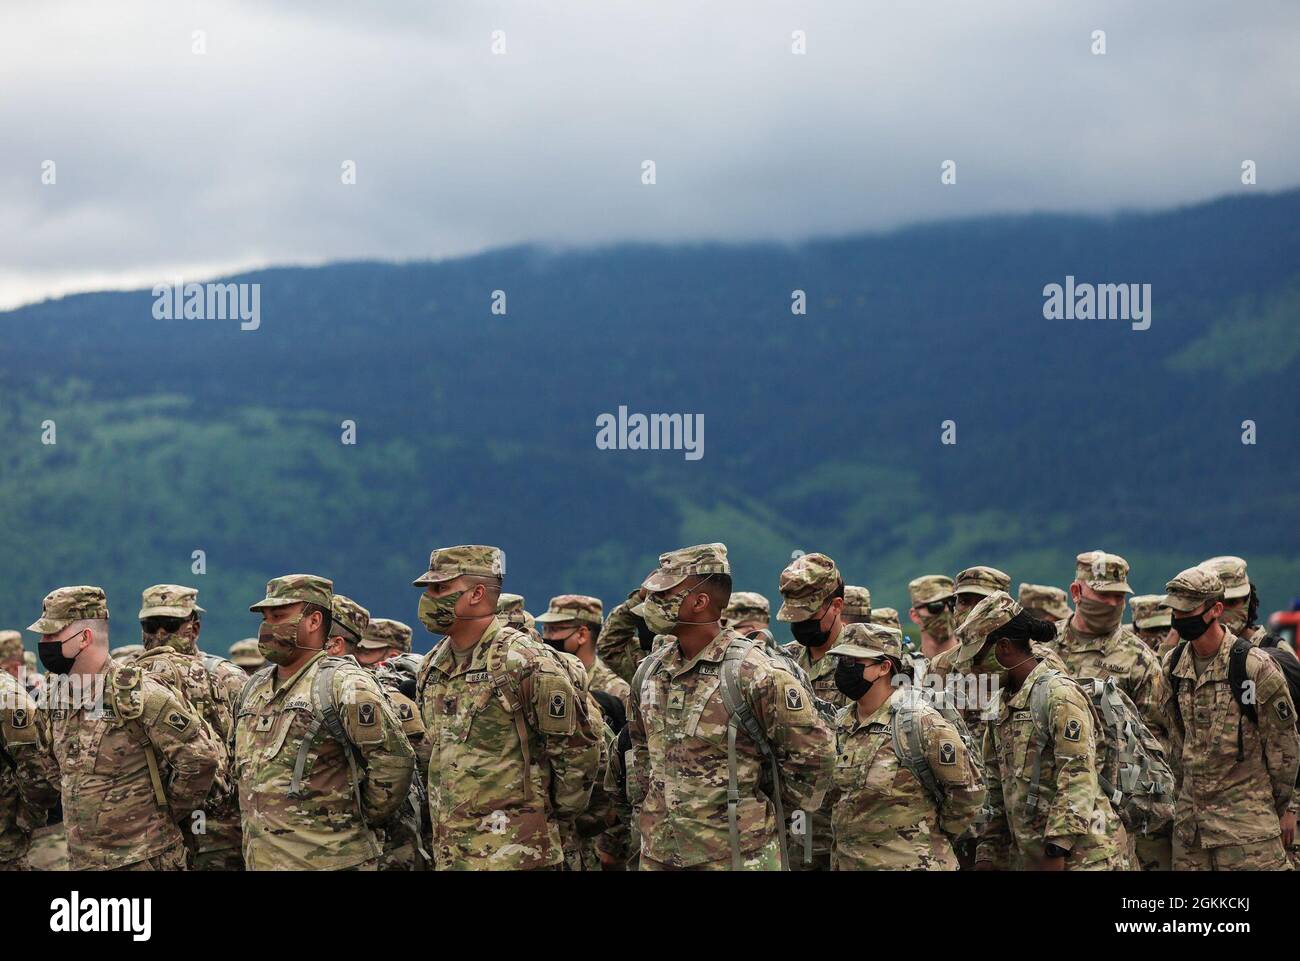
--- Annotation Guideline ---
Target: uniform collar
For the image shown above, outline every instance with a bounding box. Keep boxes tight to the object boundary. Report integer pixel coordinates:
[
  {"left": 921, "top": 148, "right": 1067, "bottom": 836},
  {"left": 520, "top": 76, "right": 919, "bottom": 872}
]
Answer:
[
  {"left": 430, "top": 618, "right": 503, "bottom": 677},
  {"left": 268, "top": 650, "right": 327, "bottom": 699},
  {"left": 1058, "top": 618, "right": 1121, "bottom": 653},
  {"left": 1006, "top": 658, "right": 1052, "bottom": 710},
  {"left": 660, "top": 628, "right": 734, "bottom": 677},
  {"left": 1171, "top": 631, "right": 1234, "bottom": 686}
]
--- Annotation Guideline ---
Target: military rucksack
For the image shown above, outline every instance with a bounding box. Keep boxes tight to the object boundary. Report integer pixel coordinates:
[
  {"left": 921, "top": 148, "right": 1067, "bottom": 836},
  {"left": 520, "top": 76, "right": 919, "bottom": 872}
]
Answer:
[
  {"left": 629, "top": 628, "right": 832, "bottom": 871},
  {"left": 1170, "top": 636, "right": 1300, "bottom": 774},
  {"left": 1023, "top": 670, "right": 1175, "bottom": 834},
  {"left": 889, "top": 685, "right": 987, "bottom": 829}
]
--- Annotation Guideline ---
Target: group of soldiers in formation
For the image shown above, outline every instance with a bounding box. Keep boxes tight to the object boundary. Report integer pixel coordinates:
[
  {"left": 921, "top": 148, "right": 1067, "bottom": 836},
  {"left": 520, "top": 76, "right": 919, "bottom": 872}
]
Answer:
[{"left": 0, "top": 542, "right": 1296, "bottom": 871}]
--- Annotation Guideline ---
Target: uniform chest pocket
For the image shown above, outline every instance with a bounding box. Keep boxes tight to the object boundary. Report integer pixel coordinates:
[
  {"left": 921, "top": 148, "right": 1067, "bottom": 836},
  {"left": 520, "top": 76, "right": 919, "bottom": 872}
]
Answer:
[
  {"left": 459, "top": 683, "right": 500, "bottom": 744},
  {"left": 263, "top": 705, "right": 313, "bottom": 762},
  {"left": 681, "top": 675, "right": 725, "bottom": 743},
  {"left": 1006, "top": 716, "right": 1037, "bottom": 779},
  {"left": 834, "top": 736, "right": 888, "bottom": 794},
  {"left": 91, "top": 722, "right": 141, "bottom": 776}
]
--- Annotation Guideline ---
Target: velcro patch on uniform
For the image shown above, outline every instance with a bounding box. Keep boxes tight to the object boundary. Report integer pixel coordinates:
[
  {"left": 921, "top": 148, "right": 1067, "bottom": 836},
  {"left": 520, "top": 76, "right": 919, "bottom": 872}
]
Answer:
[
  {"left": 1063, "top": 719, "right": 1081, "bottom": 741},
  {"left": 398, "top": 702, "right": 414, "bottom": 720},
  {"left": 358, "top": 702, "right": 377, "bottom": 726},
  {"left": 667, "top": 690, "right": 686, "bottom": 711},
  {"left": 1055, "top": 704, "right": 1089, "bottom": 757},
  {"left": 938, "top": 740, "right": 957, "bottom": 765},
  {"left": 548, "top": 691, "right": 568, "bottom": 718},
  {"left": 164, "top": 710, "right": 192, "bottom": 734},
  {"left": 10, "top": 708, "right": 29, "bottom": 729},
  {"left": 465, "top": 671, "right": 490, "bottom": 683},
  {"left": 535, "top": 673, "right": 576, "bottom": 736},
  {"left": 349, "top": 696, "right": 386, "bottom": 745},
  {"left": 1013, "top": 711, "right": 1031, "bottom": 721},
  {"left": 698, "top": 665, "right": 720, "bottom": 677},
  {"left": 777, "top": 679, "right": 814, "bottom": 726},
  {"left": 256, "top": 714, "right": 274, "bottom": 732},
  {"left": 1101, "top": 661, "right": 1128, "bottom": 674},
  {"left": 286, "top": 697, "right": 311, "bottom": 711},
  {"left": 1276, "top": 699, "right": 1294, "bottom": 722}
]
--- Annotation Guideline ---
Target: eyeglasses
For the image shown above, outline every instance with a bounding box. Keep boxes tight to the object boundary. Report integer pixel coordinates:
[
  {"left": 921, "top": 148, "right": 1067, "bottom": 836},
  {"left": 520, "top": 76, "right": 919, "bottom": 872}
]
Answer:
[{"left": 142, "top": 616, "right": 186, "bottom": 634}]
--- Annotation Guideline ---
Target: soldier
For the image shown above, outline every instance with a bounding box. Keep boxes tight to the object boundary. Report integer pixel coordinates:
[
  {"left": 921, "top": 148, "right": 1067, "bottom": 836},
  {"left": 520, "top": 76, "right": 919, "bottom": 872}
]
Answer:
[
  {"left": 868, "top": 607, "right": 902, "bottom": 632},
  {"left": 597, "top": 585, "right": 654, "bottom": 685},
  {"left": 536, "top": 595, "right": 630, "bottom": 715},
  {"left": 721, "top": 591, "right": 770, "bottom": 636},
  {"left": 496, "top": 593, "right": 539, "bottom": 639},
  {"left": 1162, "top": 567, "right": 1299, "bottom": 870},
  {"left": 830, "top": 623, "right": 985, "bottom": 870},
  {"left": 1130, "top": 595, "right": 1174, "bottom": 653},
  {"left": 1200, "top": 556, "right": 1269, "bottom": 646},
  {"left": 413, "top": 546, "right": 602, "bottom": 870},
  {"left": 134, "top": 584, "right": 247, "bottom": 871},
  {"left": 776, "top": 552, "right": 849, "bottom": 870},
  {"left": 953, "top": 565, "right": 1011, "bottom": 623},
  {"left": 1, "top": 632, "right": 23, "bottom": 682},
  {"left": 839, "top": 586, "right": 872, "bottom": 625},
  {"left": 30, "top": 586, "right": 220, "bottom": 870},
  {"left": 1, "top": 650, "right": 60, "bottom": 870},
  {"left": 109, "top": 644, "right": 144, "bottom": 663},
  {"left": 356, "top": 617, "right": 414, "bottom": 669},
  {"left": 970, "top": 592, "right": 1130, "bottom": 871},
  {"left": 1017, "top": 584, "right": 1072, "bottom": 625},
  {"left": 323, "top": 593, "right": 370, "bottom": 658},
  {"left": 234, "top": 575, "right": 415, "bottom": 871},
  {"left": 628, "top": 543, "right": 835, "bottom": 870},
  {"left": 907, "top": 575, "right": 957, "bottom": 660},
  {"left": 228, "top": 639, "right": 265, "bottom": 674}
]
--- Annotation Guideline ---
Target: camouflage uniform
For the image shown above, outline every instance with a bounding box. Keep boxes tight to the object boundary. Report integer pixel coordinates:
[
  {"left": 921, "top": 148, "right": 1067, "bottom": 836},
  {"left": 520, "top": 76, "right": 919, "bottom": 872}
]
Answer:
[
  {"left": 1018, "top": 584, "right": 1072, "bottom": 624},
  {"left": 1130, "top": 595, "right": 1174, "bottom": 653},
  {"left": 496, "top": 593, "right": 538, "bottom": 639},
  {"left": 110, "top": 644, "right": 144, "bottom": 663},
  {"left": 134, "top": 584, "right": 246, "bottom": 870},
  {"left": 29, "top": 587, "right": 221, "bottom": 871},
  {"left": 840, "top": 586, "right": 872, "bottom": 623},
  {"left": 776, "top": 553, "right": 849, "bottom": 870},
  {"left": 0, "top": 666, "right": 60, "bottom": 870},
  {"left": 830, "top": 626, "right": 985, "bottom": 870},
  {"left": 1200, "top": 556, "right": 1270, "bottom": 646},
  {"left": 868, "top": 607, "right": 902, "bottom": 632},
  {"left": 909, "top": 574, "right": 956, "bottom": 650},
  {"left": 413, "top": 546, "right": 602, "bottom": 870},
  {"left": 1161, "top": 568, "right": 1299, "bottom": 871},
  {"left": 597, "top": 587, "right": 651, "bottom": 685},
  {"left": 953, "top": 566, "right": 1011, "bottom": 619},
  {"left": 233, "top": 576, "right": 415, "bottom": 871},
  {"left": 629, "top": 544, "right": 836, "bottom": 870},
  {"left": 721, "top": 591, "right": 770, "bottom": 632},
  {"left": 228, "top": 639, "right": 265, "bottom": 673},
  {"left": 26, "top": 825, "right": 69, "bottom": 870}
]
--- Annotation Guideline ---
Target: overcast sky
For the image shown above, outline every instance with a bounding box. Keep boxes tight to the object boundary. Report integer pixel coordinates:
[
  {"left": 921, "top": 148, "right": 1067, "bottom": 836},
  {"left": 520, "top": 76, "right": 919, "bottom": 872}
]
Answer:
[{"left": 2, "top": 0, "right": 1298, "bottom": 309}]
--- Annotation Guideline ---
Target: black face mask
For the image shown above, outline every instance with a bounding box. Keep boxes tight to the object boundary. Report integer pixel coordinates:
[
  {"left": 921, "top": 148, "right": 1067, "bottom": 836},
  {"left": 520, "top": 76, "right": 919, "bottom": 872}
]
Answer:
[
  {"left": 39, "top": 631, "right": 83, "bottom": 674},
  {"left": 632, "top": 614, "right": 655, "bottom": 652},
  {"left": 834, "top": 657, "right": 872, "bottom": 701},
  {"left": 544, "top": 629, "right": 578, "bottom": 655},
  {"left": 791, "top": 615, "right": 830, "bottom": 648},
  {"left": 1172, "top": 611, "right": 1213, "bottom": 641}
]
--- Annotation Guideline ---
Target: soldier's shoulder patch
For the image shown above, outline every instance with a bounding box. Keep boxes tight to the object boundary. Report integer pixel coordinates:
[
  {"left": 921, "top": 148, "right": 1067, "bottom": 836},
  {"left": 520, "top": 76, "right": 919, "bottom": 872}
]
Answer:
[
  {"left": 1063, "top": 717, "right": 1082, "bottom": 741},
  {"left": 776, "top": 677, "right": 814, "bottom": 726},
  {"left": 1275, "top": 698, "right": 1294, "bottom": 723},
  {"left": 163, "top": 709, "right": 192, "bottom": 735},
  {"left": 1054, "top": 700, "right": 1089, "bottom": 757},
  {"left": 397, "top": 701, "right": 414, "bottom": 720},
  {"left": 937, "top": 739, "right": 957, "bottom": 765},
  {"left": 348, "top": 693, "right": 386, "bottom": 745},
  {"left": 534, "top": 670, "right": 577, "bottom": 736},
  {"left": 10, "top": 706, "right": 29, "bottom": 728}
]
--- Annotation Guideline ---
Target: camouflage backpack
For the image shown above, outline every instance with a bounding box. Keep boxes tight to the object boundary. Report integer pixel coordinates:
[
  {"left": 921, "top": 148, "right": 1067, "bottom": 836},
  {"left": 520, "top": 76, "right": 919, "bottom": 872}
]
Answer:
[
  {"left": 1024, "top": 670, "right": 1175, "bottom": 834},
  {"left": 889, "top": 685, "right": 987, "bottom": 829},
  {"left": 630, "top": 628, "right": 833, "bottom": 871}
]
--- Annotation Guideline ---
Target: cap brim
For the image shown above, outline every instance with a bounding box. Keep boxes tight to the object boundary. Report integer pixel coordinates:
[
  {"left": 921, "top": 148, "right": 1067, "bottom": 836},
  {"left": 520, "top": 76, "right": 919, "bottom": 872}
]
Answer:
[
  {"left": 232, "top": 657, "right": 264, "bottom": 667},
  {"left": 956, "top": 586, "right": 998, "bottom": 598},
  {"left": 533, "top": 611, "right": 578, "bottom": 624},
  {"left": 911, "top": 591, "right": 954, "bottom": 606},
  {"left": 138, "top": 606, "right": 195, "bottom": 619},
  {"left": 641, "top": 570, "right": 688, "bottom": 592},
  {"left": 1134, "top": 616, "right": 1172, "bottom": 629},
  {"left": 834, "top": 643, "right": 888, "bottom": 659},
  {"left": 1088, "top": 580, "right": 1133, "bottom": 594},
  {"left": 27, "top": 617, "right": 70, "bottom": 634},
  {"left": 1223, "top": 584, "right": 1250, "bottom": 599},
  {"left": 249, "top": 597, "right": 300, "bottom": 612},
  {"left": 1161, "top": 593, "right": 1203, "bottom": 612},
  {"left": 412, "top": 570, "right": 458, "bottom": 587}
]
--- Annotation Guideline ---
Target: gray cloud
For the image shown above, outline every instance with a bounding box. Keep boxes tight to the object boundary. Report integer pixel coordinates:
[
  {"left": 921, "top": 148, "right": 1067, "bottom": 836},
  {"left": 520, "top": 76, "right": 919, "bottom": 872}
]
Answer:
[{"left": 2, "top": 0, "right": 1298, "bottom": 307}]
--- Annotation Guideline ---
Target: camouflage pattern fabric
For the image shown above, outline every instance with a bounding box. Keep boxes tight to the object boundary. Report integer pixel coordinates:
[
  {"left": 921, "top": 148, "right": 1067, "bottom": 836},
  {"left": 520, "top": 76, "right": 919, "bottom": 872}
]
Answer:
[
  {"left": 777, "top": 553, "right": 841, "bottom": 621},
  {"left": 411, "top": 544, "right": 506, "bottom": 586},
  {"left": 628, "top": 627, "right": 836, "bottom": 869},
  {"left": 47, "top": 659, "right": 221, "bottom": 870},
  {"left": 596, "top": 590, "right": 648, "bottom": 685},
  {"left": 248, "top": 573, "right": 334, "bottom": 611},
  {"left": 977, "top": 661, "right": 1130, "bottom": 870},
  {"left": 228, "top": 639, "right": 265, "bottom": 670},
  {"left": 1018, "top": 583, "right": 1072, "bottom": 622},
  {"left": 840, "top": 586, "right": 871, "bottom": 619},
  {"left": 588, "top": 657, "right": 632, "bottom": 716},
  {"left": 26, "top": 823, "right": 68, "bottom": 870},
  {"left": 138, "top": 584, "right": 205, "bottom": 621},
  {"left": 867, "top": 607, "right": 902, "bottom": 632},
  {"left": 0, "top": 669, "right": 60, "bottom": 868},
  {"left": 232, "top": 651, "right": 415, "bottom": 870},
  {"left": 722, "top": 591, "right": 770, "bottom": 629},
  {"left": 831, "top": 691, "right": 986, "bottom": 870},
  {"left": 415, "top": 619, "right": 602, "bottom": 870}
]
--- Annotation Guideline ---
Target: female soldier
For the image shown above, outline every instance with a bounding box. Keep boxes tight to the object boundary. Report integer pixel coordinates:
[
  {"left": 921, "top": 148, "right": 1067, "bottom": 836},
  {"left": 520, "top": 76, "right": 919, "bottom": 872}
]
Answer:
[{"left": 830, "top": 623, "right": 986, "bottom": 870}]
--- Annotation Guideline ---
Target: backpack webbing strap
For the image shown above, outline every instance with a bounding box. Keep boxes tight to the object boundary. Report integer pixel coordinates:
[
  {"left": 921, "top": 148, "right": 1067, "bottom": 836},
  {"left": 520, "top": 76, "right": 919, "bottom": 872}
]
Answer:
[
  {"left": 143, "top": 743, "right": 168, "bottom": 808},
  {"left": 891, "top": 704, "right": 941, "bottom": 807},
  {"left": 487, "top": 639, "right": 533, "bottom": 802},
  {"left": 719, "top": 637, "right": 792, "bottom": 871},
  {"left": 287, "top": 661, "right": 365, "bottom": 820},
  {"left": 1023, "top": 671, "right": 1058, "bottom": 815}
]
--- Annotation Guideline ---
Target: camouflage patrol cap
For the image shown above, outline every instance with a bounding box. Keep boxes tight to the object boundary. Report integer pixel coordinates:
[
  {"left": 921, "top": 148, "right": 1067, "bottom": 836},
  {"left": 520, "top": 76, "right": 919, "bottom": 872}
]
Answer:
[
  {"left": 0, "top": 631, "right": 22, "bottom": 660},
  {"left": 28, "top": 586, "right": 109, "bottom": 634},
  {"left": 640, "top": 543, "right": 730, "bottom": 592},
  {"left": 1199, "top": 556, "right": 1251, "bottom": 600},
  {"left": 1163, "top": 567, "right": 1224, "bottom": 613},
  {"left": 834, "top": 623, "right": 904, "bottom": 662},
  {"left": 361, "top": 618, "right": 413, "bottom": 651},
  {"left": 228, "top": 638, "right": 265, "bottom": 667},
  {"left": 330, "top": 594, "right": 370, "bottom": 644},
  {"left": 1130, "top": 594, "right": 1172, "bottom": 629},
  {"left": 1074, "top": 551, "right": 1133, "bottom": 594},
  {"left": 535, "top": 595, "right": 604, "bottom": 625},
  {"left": 842, "top": 586, "right": 872, "bottom": 617},
  {"left": 496, "top": 593, "right": 526, "bottom": 616},
  {"left": 908, "top": 575, "right": 954, "bottom": 606},
  {"left": 110, "top": 644, "right": 144, "bottom": 660},
  {"left": 867, "top": 607, "right": 902, "bottom": 632},
  {"left": 249, "top": 574, "right": 333, "bottom": 612},
  {"left": 23, "top": 650, "right": 37, "bottom": 672},
  {"left": 954, "top": 566, "right": 1011, "bottom": 598},
  {"left": 722, "top": 591, "right": 770, "bottom": 624},
  {"left": 138, "top": 584, "right": 205, "bottom": 620},
  {"left": 1017, "top": 583, "right": 1071, "bottom": 622},
  {"left": 777, "top": 553, "right": 842, "bottom": 621},
  {"left": 412, "top": 545, "right": 506, "bottom": 586},
  {"left": 955, "top": 591, "right": 1022, "bottom": 647}
]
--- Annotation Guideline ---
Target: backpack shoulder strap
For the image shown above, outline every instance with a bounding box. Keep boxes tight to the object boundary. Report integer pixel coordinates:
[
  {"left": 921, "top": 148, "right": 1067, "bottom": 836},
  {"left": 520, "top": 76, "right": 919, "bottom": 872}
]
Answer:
[
  {"left": 891, "top": 700, "right": 940, "bottom": 806},
  {"left": 287, "top": 658, "right": 364, "bottom": 817},
  {"left": 107, "top": 663, "right": 168, "bottom": 809},
  {"left": 1228, "top": 637, "right": 1257, "bottom": 724},
  {"left": 629, "top": 643, "right": 670, "bottom": 719},
  {"left": 486, "top": 632, "right": 537, "bottom": 802},
  {"left": 1023, "top": 670, "right": 1060, "bottom": 815}
]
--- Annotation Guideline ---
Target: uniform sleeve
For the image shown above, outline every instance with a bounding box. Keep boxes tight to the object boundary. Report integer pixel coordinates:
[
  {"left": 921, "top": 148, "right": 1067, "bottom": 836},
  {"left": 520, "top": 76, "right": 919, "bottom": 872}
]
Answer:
[
  {"left": 627, "top": 671, "right": 651, "bottom": 814},
  {"left": 1042, "top": 684, "right": 1100, "bottom": 850},
  {"left": 139, "top": 682, "right": 221, "bottom": 815},
  {"left": 1127, "top": 642, "right": 1176, "bottom": 747},
  {"left": 524, "top": 654, "right": 601, "bottom": 820},
  {"left": 1246, "top": 651, "right": 1300, "bottom": 814},
  {"left": 0, "top": 680, "right": 60, "bottom": 821},
  {"left": 596, "top": 603, "right": 644, "bottom": 686},
  {"left": 749, "top": 662, "right": 835, "bottom": 813},
  {"left": 974, "top": 720, "right": 1010, "bottom": 867},
  {"left": 922, "top": 713, "right": 986, "bottom": 838},
  {"left": 336, "top": 669, "right": 415, "bottom": 825}
]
